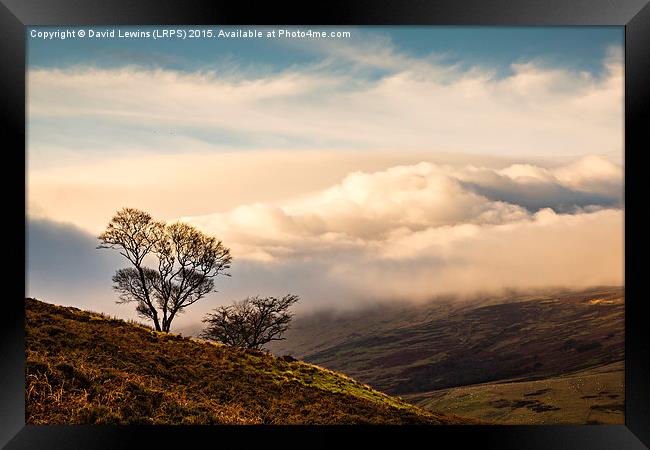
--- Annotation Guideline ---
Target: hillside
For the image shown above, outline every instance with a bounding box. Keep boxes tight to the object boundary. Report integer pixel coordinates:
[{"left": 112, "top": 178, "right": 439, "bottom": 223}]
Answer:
[
  {"left": 268, "top": 287, "right": 624, "bottom": 423},
  {"left": 25, "top": 298, "right": 475, "bottom": 425},
  {"left": 270, "top": 287, "right": 623, "bottom": 393},
  {"left": 404, "top": 362, "right": 623, "bottom": 424}
]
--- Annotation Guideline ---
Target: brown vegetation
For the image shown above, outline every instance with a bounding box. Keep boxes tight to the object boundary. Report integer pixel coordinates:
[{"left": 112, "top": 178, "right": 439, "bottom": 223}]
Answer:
[{"left": 25, "top": 298, "right": 476, "bottom": 425}]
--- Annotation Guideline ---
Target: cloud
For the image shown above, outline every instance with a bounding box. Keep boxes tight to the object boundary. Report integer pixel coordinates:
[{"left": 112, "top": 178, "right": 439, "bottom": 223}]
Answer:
[
  {"left": 27, "top": 156, "right": 623, "bottom": 324},
  {"left": 182, "top": 156, "right": 621, "bottom": 255},
  {"left": 177, "top": 156, "right": 623, "bottom": 309},
  {"left": 364, "top": 208, "right": 623, "bottom": 300},
  {"left": 185, "top": 206, "right": 623, "bottom": 311},
  {"left": 27, "top": 218, "right": 126, "bottom": 316},
  {"left": 28, "top": 45, "right": 623, "bottom": 168},
  {"left": 452, "top": 154, "right": 623, "bottom": 212},
  {"left": 27, "top": 149, "right": 526, "bottom": 234}
]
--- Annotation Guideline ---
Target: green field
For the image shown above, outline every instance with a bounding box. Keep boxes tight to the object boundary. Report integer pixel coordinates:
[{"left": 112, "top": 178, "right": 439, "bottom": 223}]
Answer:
[{"left": 404, "top": 362, "right": 623, "bottom": 424}]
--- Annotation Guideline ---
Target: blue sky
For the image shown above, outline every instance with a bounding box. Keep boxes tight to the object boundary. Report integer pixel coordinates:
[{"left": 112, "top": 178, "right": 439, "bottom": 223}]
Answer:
[{"left": 28, "top": 26, "right": 622, "bottom": 76}]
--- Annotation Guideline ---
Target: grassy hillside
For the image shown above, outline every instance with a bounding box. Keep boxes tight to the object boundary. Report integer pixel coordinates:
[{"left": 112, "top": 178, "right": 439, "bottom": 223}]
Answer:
[
  {"left": 404, "top": 362, "right": 624, "bottom": 425},
  {"left": 25, "top": 298, "right": 476, "bottom": 425},
  {"left": 269, "top": 287, "right": 624, "bottom": 395}
]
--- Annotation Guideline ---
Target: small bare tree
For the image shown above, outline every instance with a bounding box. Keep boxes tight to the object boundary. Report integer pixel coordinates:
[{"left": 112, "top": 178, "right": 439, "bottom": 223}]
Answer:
[
  {"left": 200, "top": 295, "right": 300, "bottom": 349},
  {"left": 98, "top": 207, "right": 232, "bottom": 332}
]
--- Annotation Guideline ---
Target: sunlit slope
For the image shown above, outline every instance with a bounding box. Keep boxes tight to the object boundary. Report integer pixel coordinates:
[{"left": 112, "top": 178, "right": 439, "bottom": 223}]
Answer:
[
  {"left": 404, "top": 362, "right": 624, "bottom": 425},
  {"left": 25, "top": 298, "right": 475, "bottom": 425}
]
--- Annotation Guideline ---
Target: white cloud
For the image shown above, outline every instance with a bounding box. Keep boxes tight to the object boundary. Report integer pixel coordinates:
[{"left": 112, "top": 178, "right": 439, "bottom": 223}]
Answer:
[
  {"left": 175, "top": 157, "right": 623, "bottom": 308},
  {"left": 27, "top": 156, "right": 623, "bottom": 320},
  {"left": 28, "top": 45, "right": 623, "bottom": 168},
  {"left": 29, "top": 149, "right": 507, "bottom": 234}
]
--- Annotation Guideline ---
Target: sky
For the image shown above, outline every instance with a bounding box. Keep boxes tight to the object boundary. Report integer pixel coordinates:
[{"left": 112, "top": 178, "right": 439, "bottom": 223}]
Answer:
[{"left": 26, "top": 26, "right": 624, "bottom": 333}]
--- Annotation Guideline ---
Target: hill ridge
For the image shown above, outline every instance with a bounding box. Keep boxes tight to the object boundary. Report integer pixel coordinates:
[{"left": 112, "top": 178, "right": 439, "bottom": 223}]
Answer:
[{"left": 25, "top": 298, "right": 475, "bottom": 425}]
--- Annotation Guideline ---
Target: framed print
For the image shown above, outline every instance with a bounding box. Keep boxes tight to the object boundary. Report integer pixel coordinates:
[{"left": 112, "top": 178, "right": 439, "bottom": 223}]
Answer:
[{"left": 1, "top": 0, "right": 649, "bottom": 448}]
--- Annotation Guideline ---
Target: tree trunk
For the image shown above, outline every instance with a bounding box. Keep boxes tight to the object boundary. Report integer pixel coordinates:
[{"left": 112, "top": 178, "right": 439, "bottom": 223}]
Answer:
[
  {"left": 135, "top": 265, "right": 161, "bottom": 331},
  {"left": 162, "top": 308, "right": 179, "bottom": 333},
  {"left": 162, "top": 316, "right": 172, "bottom": 332}
]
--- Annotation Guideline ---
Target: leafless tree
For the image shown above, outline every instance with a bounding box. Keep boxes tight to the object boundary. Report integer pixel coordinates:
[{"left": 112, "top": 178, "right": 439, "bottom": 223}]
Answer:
[
  {"left": 98, "top": 207, "right": 232, "bottom": 332},
  {"left": 200, "top": 295, "right": 300, "bottom": 349}
]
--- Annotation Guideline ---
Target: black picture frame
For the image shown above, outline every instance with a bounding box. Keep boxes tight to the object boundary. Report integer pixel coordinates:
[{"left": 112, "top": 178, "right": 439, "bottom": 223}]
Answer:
[{"left": 2, "top": 1, "right": 648, "bottom": 448}]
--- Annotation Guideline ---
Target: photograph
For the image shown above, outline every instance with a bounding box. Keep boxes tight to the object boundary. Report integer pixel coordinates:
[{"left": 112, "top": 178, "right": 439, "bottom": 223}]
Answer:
[{"left": 23, "top": 24, "right": 628, "bottom": 427}]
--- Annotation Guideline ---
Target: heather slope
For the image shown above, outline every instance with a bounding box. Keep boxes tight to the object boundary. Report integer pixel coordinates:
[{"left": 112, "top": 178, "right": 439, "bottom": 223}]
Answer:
[{"left": 25, "top": 298, "right": 474, "bottom": 425}]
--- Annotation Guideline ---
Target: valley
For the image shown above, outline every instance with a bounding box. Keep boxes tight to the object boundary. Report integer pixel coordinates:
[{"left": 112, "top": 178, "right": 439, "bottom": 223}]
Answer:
[{"left": 269, "top": 286, "right": 624, "bottom": 423}]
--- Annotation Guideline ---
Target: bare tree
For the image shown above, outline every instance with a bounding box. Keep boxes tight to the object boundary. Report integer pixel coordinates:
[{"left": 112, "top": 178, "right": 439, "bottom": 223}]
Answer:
[
  {"left": 200, "top": 295, "right": 300, "bottom": 349},
  {"left": 98, "top": 207, "right": 232, "bottom": 332}
]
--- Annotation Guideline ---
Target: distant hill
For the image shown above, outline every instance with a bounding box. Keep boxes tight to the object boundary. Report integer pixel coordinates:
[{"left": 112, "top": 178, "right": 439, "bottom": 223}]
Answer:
[
  {"left": 268, "top": 287, "right": 624, "bottom": 424},
  {"left": 25, "top": 298, "right": 475, "bottom": 425}
]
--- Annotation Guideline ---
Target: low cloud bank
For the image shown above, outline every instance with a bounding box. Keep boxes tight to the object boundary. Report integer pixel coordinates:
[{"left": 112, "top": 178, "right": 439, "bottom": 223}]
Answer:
[
  {"left": 179, "top": 156, "right": 623, "bottom": 308},
  {"left": 27, "top": 156, "right": 623, "bottom": 317},
  {"left": 27, "top": 219, "right": 130, "bottom": 318}
]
